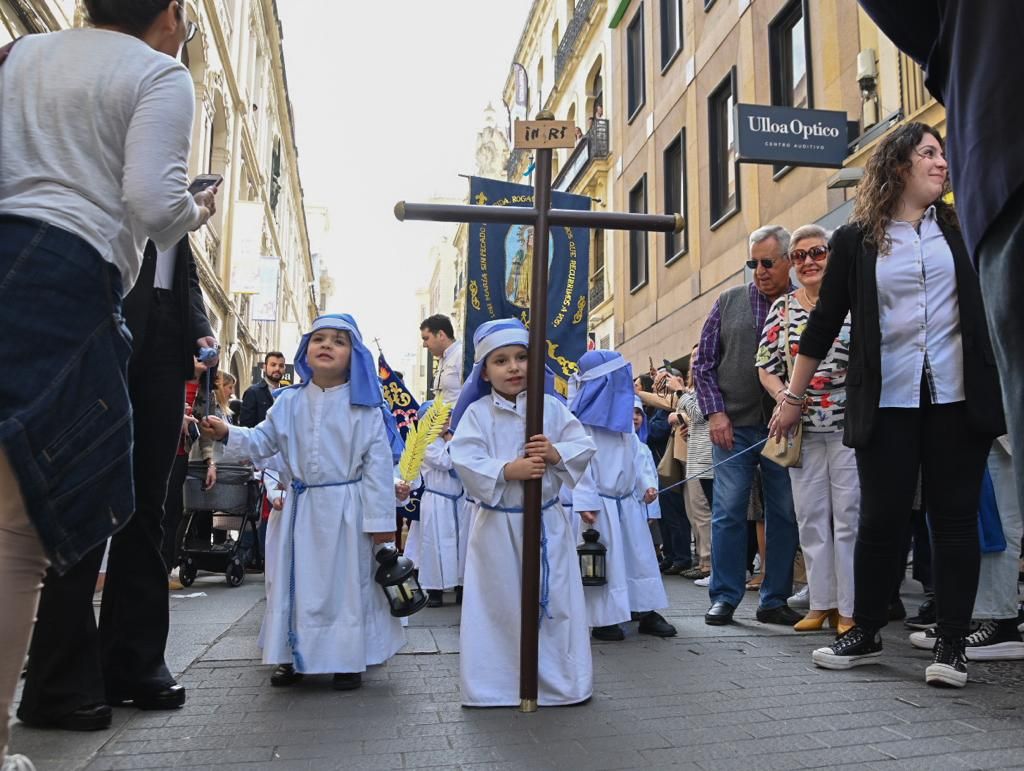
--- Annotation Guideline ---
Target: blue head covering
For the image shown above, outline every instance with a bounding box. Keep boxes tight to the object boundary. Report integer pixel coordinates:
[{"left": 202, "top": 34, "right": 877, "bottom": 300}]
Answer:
[
  {"left": 568, "top": 349, "right": 635, "bottom": 434},
  {"left": 450, "top": 318, "right": 557, "bottom": 430},
  {"left": 633, "top": 395, "right": 649, "bottom": 443},
  {"left": 293, "top": 313, "right": 404, "bottom": 463}
]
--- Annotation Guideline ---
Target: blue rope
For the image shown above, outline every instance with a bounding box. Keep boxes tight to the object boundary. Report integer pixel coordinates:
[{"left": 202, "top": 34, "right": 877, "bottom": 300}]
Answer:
[
  {"left": 657, "top": 437, "right": 771, "bottom": 495},
  {"left": 423, "top": 486, "right": 464, "bottom": 589},
  {"left": 286, "top": 476, "right": 362, "bottom": 673},
  {"left": 478, "top": 498, "right": 559, "bottom": 627}
]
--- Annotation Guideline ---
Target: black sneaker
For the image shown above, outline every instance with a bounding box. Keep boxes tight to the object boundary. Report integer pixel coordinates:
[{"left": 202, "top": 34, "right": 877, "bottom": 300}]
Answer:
[
  {"left": 332, "top": 672, "right": 362, "bottom": 691},
  {"left": 426, "top": 590, "right": 443, "bottom": 608},
  {"left": 812, "top": 627, "right": 883, "bottom": 670},
  {"left": 909, "top": 627, "right": 938, "bottom": 650},
  {"left": 904, "top": 597, "right": 937, "bottom": 630},
  {"left": 963, "top": 619, "right": 1024, "bottom": 661},
  {"left": 926, "top": 635, "right": 968, "bottom": 688},
  {"left": 592, "top": 624, "right": 625, "bottom": 641}
]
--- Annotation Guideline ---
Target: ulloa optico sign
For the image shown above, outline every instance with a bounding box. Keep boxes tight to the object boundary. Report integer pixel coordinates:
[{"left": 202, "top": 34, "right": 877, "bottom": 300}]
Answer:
[{"left": 735, "top": 104, "right": 850, "bottom": 168}]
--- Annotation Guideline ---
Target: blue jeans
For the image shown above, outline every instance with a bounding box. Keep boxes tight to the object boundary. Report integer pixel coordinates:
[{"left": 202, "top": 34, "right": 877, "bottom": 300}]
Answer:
[
  {"left": 0, "top": 216, "right": 133, "bottom": 573},
  {"left": 709, "top": 426, "right": 798, "bottom": 609},
  {"left": 658, "top": 487, "right": 692, "bottom": 566}
]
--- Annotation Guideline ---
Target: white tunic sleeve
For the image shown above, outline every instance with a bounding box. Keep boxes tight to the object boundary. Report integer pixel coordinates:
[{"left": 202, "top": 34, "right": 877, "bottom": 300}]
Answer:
[
  {"left": 547, "top": 397, "right": 597, "bottom": 490},
  {"left": 632, "top": 434, "right": 658, "bottom": 491},
  {"left": 221, "top": 396, "right": 288, "bottom": 464},
  {"left": 423, "top": 437, "right": 454, "bottom": 472},
  {"left": 450, "top": 402, "right": 512, "bottom": 507},
  {"left": 569, "top": 462, "right": 601, "bottom": 513},
  {"left": 360, "top": 408, "right": 398, "bottom": 534}
]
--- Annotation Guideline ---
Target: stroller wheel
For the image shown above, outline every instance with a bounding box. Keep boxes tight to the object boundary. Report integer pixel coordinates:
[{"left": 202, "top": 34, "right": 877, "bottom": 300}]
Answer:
[
  {"left": 180, "top": 560, "right": 198, "bottom": 587},
  {"left": 226, "top": 559, "right": 245, "bottom": 587}
]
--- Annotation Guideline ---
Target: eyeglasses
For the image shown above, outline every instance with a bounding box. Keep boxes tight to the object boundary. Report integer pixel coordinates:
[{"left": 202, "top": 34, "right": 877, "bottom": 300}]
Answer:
[
  {"left": 746, "top": 257, "right": 784, "bottom": 270},
  {"left": 185, "top": 20, "right": 198, "bottom": 42},
  {"left": 789, "top": 244, "right": 830, "bottom": 265}
]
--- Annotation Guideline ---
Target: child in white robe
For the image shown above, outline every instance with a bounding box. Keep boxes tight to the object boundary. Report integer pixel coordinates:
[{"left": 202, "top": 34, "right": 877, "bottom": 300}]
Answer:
[
  {"left": 413, "top": 401, "right": 466, "bottom": 607},
  {"left": 569, "top": 351, "right": 676, "bottom": 641},
  {"left": 449, "top": 318, "right": 597, "bottom": 707},
  {"left": 633, "top": 399, "right": 663, "bottom": 527},
  {"left": 201, "top": 313, "right": 405, "bottom": 691}
]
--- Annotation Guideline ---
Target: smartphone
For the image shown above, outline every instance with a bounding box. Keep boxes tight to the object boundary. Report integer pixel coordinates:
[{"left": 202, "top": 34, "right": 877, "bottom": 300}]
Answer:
[{"left": 188, "top": 174, "right": 222, "bottom": 195}]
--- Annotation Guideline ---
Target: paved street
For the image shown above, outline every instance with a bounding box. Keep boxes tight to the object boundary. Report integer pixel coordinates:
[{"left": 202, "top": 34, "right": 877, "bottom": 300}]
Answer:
[{"left": 10, "top": 572, "right": 1024, "bottom": 771}]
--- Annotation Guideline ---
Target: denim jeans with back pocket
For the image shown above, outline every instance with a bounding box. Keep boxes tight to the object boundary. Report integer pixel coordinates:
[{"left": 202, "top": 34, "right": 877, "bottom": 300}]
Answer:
[{"left": 0, "top": 215, "right": 134, "bottom": 574}]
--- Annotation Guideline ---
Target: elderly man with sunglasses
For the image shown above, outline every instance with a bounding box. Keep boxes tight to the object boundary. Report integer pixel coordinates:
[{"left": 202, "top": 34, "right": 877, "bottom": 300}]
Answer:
[{"left": 692, "top": 225, "right": 801, "bottom": 627}]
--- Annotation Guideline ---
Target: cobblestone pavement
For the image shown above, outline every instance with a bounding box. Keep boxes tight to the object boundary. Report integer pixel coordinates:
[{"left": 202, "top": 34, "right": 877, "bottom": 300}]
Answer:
[{"left": 10, "top": 572, "right": 1024, "bottom": 771}]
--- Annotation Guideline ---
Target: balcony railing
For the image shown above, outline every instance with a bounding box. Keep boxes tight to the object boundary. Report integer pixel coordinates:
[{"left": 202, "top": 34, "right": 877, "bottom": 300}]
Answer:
[
  {"left": 556, "top": 0, "right": 598, "bottom": 82},
  {"left": 589, "top": 269, "right": 606, "bottom": 308},
  {"left": 553, "top": 118, "right": 610, "bottom": 192}
]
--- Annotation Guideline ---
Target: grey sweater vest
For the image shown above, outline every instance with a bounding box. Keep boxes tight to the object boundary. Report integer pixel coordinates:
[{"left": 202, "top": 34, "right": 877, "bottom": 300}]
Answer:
[{"left": 717, "top": 285, "right": 772, "bottom": 428}]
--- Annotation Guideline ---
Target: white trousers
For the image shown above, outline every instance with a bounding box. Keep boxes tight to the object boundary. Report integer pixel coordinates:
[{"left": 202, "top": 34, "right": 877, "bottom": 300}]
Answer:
[{"left": 788, "top": 431, "right": 859, "bottom": 616}]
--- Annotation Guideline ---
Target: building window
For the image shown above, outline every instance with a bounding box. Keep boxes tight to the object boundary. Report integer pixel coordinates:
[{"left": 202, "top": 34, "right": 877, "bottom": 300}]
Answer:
[
  {"left": 708, "top": 68, "right": 740, "bottom": 225},
  {"left": 663, "top": 130, "right": 688, "bottom": 262},
  {"left": 590, "top": 229, "right": 606, "bottom": 307},
  {"left": 626, "top": 6, "right": 645, "bottom": 120},
  {"left": 770, "top": 0, "right": 811, "bottom": 110},
  {"left": 628, "top": 177, "right": 648, "bottom": 291},
  {"left": 659, "top": 0, "right": 682, "bottom": 70}
]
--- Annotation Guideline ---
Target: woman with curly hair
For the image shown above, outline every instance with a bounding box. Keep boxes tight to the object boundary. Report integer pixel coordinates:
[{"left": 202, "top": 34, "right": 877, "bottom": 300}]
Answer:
[{"left": 769, "top": 122, "right": 1005, "bottom": 688}]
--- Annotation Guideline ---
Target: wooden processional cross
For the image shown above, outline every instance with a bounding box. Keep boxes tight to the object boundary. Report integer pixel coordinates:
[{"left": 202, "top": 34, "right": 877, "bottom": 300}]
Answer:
[{"left": 395, "top": 111, "right": 683, "bottom": 713}]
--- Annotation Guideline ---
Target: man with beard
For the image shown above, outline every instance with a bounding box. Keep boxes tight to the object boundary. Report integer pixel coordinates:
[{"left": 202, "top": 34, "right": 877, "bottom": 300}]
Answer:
[{"left": 240, "top": 352, "right": 286, "bottom": 427}]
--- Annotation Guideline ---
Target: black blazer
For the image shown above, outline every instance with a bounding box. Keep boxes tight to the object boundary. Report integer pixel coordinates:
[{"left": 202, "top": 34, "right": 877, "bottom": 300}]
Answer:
[
  {"left": 238, "top": 380, "right": 274, "bottom": 428},
  {"left": 123, "top": 238, "right": 214, "bottom": 380},
  {"left": 800, "top": 219, "right": 1005, "bottom": 449}
]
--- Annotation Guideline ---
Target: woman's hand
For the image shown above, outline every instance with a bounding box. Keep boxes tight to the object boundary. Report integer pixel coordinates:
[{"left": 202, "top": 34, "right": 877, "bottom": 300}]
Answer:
[
  {"left": 667, "top": 412, "right": 681, "bottom": 429},
  {"left": 768, "top": 401, "right": 803, "bottom": 442},
  {"left": 204, "top": 463, "right": 217, "bottom": 491}
]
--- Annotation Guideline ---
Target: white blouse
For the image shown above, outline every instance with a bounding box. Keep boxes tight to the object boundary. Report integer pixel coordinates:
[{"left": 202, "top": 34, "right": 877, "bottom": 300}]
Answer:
[{"left": 875, "top": 206, "right": 965, "bottom": 408}]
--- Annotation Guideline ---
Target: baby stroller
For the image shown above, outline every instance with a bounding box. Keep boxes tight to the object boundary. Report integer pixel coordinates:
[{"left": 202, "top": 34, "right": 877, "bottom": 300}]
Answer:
[{"left": 178, "top": 462, "right": 265, "bottom": 587}]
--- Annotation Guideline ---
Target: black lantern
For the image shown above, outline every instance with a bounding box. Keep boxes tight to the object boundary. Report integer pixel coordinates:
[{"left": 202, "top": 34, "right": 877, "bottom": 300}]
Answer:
[
  {"left": 577, "top": 528, "right": 607, "bottom": 586},
  {"left": 374, "top": 546, "right": 428, "bottom": 617}
]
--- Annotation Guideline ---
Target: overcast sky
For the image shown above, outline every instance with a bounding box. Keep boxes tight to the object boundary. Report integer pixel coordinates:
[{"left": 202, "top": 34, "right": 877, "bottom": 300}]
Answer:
[{"left": 276, "top": 1, "right": 531, "bottom": 366}]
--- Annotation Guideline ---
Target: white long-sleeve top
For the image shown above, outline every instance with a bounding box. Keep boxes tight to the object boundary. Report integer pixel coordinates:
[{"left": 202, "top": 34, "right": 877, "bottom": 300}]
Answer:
[{"left": 0, "top": 29, "right": 202, "bottom": 288}]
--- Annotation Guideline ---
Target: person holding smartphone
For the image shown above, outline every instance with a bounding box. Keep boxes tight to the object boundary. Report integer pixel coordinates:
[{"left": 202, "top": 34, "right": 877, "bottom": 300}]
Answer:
[{"left": 2, "top": 2, "right": 221, "bottom": 745}]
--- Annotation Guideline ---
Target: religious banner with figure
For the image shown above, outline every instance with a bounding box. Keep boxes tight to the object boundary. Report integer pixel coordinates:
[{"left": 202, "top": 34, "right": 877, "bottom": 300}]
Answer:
[
  {"left": 464, "top": 176, "right": 590, "bottom": 396},
  {"left": 379, "top": 354, "right": 422, "bottom": 524}
]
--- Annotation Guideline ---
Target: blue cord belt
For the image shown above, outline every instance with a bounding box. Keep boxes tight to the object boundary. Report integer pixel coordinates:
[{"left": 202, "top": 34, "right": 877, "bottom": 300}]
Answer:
[{"left": 286, "top": 476, "right": 362, "bottom": 672}]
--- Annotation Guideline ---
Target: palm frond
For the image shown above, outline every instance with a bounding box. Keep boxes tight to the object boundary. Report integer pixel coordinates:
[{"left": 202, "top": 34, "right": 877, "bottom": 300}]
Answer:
[{"left": 398, "top": 400, "right": 452, "bottom": 482}]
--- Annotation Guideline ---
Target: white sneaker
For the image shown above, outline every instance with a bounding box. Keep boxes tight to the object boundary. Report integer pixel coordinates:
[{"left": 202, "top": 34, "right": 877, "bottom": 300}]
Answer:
[
  {"left": 694, "top": 574, "right": 711, "bottom": 587},
  {"left": 788, "top": 585, "right": 810, "bottom": 609},
  {"left": 2, "top": 755, "right": 37, "bottom": 771}
]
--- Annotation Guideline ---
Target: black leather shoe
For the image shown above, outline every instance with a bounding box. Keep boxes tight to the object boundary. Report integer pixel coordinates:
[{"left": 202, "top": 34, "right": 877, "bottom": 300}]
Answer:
[
  {"left": 270, "top": 664, "right": 304, "bottom": 687},
  {"left": 426, "top": 590, "right": 444, "bottom": 608},
  {"left": 332, "top": 672, "right": 362, "bottom": 691},
  {"left": 756, "top": 604, "right": 803, "bottom": 625},
  {"left": 20, "top": 703, "right": 112, "bottom": 732},
  {"left": 638, "top": 611, "right": 677, "bottom": 637},
  {"left": 592, "top": 624, "right": 625, "bottom": 641},
  {"left": 111, "top": 684, "right": 186, "bottom": 711},
  {"left": 705, "top": 601, "right": 736, "bottom": 625}
]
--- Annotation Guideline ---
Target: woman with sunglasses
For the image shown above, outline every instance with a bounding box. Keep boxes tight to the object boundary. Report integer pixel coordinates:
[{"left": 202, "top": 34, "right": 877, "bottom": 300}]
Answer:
[
  {"left": 0, "top": 2, "right": 212, "bottom": 762},
  {"left": 769, "top": 123, "right": 1004, "bottom": 688},
  {"left": 756, "top": 225, "right": 858, "bottom": 636}
]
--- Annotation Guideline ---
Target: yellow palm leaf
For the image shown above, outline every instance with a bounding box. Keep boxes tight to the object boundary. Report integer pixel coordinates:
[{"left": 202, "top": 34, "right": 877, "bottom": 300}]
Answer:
[{"left": 398, "top": 400, "right": 452, "bottom": 483}]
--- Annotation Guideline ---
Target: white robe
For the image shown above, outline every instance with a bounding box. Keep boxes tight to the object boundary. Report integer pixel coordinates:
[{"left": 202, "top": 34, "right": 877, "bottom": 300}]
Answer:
[
  {"left": 416, "top": 438, "right": 466, "bottom": 591},
  {"left": 635, "top": 441, "right": 662, "bottom": 520},
  {"left": 450, "top": 392, "right": 596, "bottom": 707},
  {"left": 576, "top": 427, "right": 668, "bottom": 617},
  {"left": 222, "top": 383, "right": 405, "bottom": 674}
]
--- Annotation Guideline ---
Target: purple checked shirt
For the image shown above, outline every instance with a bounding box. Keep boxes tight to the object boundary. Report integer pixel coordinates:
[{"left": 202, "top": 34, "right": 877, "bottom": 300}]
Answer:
[{"left": 694, "top": 282, "right": 788, "bottom": 418}]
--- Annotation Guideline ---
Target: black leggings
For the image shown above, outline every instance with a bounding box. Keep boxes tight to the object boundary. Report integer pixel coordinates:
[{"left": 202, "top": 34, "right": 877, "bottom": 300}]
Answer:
[{"left": 854, "top": 399, "right": 990, "bottom": 637}]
